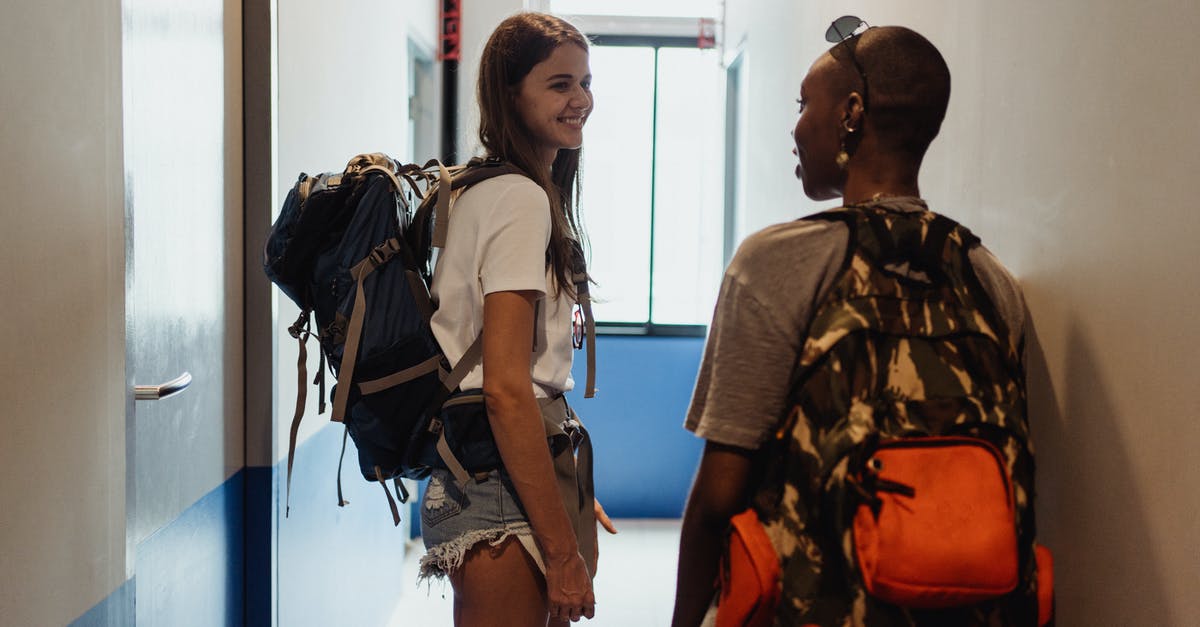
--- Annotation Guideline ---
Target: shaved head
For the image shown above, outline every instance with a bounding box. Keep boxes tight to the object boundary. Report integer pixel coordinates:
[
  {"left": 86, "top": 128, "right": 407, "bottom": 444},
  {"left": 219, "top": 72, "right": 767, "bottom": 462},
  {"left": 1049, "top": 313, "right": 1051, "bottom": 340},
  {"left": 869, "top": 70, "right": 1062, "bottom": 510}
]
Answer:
[{"left": 828, "top": 26, "right": 951, "bottom": 158}]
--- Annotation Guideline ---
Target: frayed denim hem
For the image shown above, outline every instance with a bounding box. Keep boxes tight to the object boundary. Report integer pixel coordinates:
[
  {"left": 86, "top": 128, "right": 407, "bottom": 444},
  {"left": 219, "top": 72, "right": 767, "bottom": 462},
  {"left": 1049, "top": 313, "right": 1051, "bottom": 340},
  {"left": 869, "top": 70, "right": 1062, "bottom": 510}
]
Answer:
[{"left": 417, "top": 523, "right": 534, "bottom": 583}]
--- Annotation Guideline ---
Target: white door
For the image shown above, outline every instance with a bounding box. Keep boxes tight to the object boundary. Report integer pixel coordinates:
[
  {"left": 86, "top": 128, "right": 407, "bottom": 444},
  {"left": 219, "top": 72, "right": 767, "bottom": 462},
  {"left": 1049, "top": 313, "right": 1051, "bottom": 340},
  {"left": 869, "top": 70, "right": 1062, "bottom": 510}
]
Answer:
[{"left": 123, "top": 0, "right": 244, "bottom": 623}]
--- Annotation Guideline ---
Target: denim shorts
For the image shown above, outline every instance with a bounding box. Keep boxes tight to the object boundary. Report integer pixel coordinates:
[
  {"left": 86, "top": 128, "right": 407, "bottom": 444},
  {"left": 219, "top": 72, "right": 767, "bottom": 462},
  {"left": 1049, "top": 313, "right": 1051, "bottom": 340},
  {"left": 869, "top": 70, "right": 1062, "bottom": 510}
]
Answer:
[
  {"left": 417, "top": 396, "right": 595, "bottom": 582},
  {"left": 418, "top": 467, "right": 538, "bottom": 581}
]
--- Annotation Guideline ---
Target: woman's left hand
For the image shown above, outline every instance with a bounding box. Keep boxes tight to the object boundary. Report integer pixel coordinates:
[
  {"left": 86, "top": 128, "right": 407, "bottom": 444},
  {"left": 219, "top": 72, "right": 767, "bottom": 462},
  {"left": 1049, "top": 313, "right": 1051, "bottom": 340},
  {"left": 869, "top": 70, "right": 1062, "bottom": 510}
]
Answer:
[
  {"left": 595, "top": 498, "right": 618, "bottom": 535},
  {"left": 591, "top": 498, "right": 618, "bottom": 577}
]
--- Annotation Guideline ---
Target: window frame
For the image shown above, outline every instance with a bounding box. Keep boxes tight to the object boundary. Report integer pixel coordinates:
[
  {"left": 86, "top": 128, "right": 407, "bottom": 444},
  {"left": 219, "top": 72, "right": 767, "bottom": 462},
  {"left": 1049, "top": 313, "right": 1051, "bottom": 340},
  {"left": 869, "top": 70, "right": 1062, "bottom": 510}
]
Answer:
[{"left": 584, "top": 33, "right": 722, "bottom": 338}]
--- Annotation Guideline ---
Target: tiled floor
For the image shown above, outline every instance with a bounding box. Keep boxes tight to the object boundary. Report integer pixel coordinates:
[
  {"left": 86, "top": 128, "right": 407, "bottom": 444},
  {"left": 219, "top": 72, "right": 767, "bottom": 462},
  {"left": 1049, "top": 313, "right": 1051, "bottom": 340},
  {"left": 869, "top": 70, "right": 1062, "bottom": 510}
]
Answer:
[{"left": 388, "top": 518, "right": 682, "bottom": 627}]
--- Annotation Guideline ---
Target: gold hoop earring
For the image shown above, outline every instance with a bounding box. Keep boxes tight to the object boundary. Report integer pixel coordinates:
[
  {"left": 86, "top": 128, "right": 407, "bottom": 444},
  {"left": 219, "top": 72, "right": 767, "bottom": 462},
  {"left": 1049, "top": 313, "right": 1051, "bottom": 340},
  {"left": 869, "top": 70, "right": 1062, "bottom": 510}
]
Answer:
[{"left": 836, "top": 126, "right": 856, "bottom": 169}]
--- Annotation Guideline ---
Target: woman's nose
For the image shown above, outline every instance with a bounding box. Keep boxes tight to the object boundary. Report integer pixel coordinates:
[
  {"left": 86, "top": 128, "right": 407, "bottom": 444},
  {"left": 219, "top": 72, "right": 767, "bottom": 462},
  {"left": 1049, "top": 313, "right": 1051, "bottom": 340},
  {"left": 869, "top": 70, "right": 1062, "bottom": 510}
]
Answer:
[{"left": 571, "top": 88, "right": 591, "bottom": 110}]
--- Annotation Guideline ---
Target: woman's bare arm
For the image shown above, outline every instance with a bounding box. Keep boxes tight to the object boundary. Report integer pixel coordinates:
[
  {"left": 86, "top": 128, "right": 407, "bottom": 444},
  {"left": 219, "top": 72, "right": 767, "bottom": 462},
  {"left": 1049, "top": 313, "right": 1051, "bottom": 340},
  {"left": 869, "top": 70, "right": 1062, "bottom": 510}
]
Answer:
[
  {"left": 671, "top": 441, "right": 756, "bottom": 627},
  {"left": 481, "top": 289, "right": 594, "bottom": 620}
]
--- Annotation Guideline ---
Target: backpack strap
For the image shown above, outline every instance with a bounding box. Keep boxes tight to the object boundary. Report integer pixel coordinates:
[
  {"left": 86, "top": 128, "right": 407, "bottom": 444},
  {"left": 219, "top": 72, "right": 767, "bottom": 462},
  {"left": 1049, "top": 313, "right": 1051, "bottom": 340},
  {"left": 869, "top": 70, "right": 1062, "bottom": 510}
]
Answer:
[
  {"left": 574, "top": 271, "right": 597, "bottom": 398},
  {"left": 372, "top": 464, "right": 408, "bottom": 526},
  {"left": 430, "top": 158, "right": 523, "bottom": 249},
  {"left": 284, "top": 309, "right": 312, "bottom": 518},
  {"left": 431, "top": 160, "right": 454, "bottom": 249},
  {"left": 358, "top": 163, "right": 404, "bottom": 197},
  {"left": 334, "top": 427, "right": 412, "bottom": 526},
  {"left": 406, "top": 269, "right": 435, "bottom": 321},
  {"left": 427, "top": 333, "right": 484, "bottom": 485},
  {"left": 330, "top": 237, "right": 407, "bottom": 424}
]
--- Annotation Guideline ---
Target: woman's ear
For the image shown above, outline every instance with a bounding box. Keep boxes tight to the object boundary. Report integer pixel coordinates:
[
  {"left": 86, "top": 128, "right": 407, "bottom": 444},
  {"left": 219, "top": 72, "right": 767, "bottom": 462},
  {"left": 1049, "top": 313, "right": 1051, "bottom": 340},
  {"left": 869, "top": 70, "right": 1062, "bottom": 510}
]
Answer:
[{"left": 842, "top": 91, "right": 865, "bottom": 132}]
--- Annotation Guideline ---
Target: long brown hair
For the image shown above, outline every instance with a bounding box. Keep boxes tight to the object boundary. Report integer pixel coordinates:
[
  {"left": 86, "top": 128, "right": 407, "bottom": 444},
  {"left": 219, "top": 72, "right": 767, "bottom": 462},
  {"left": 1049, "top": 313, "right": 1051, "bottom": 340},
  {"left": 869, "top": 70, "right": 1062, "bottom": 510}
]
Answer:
[{"left": 477, "top": 12, "right": 588, "bottom": 297}]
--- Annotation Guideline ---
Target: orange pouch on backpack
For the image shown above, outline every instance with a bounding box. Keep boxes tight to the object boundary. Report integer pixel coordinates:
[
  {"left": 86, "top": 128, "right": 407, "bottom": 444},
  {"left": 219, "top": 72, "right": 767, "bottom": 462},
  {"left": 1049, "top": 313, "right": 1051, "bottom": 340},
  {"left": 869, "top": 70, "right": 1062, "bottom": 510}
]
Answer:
[
  {"left": 851, "top": 437, "right": 1019, "bottom": 609},
  {"left": 716, "top": 508, "right": 780, "bottom": 627}
]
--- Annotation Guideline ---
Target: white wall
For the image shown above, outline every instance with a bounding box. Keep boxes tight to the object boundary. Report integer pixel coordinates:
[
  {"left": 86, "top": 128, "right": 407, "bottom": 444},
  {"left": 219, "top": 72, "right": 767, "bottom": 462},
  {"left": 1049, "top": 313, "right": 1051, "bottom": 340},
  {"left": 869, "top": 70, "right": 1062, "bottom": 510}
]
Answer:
[
  {"left": 454, "top": 0, "right": 530, "bottom": 158},
  {"left": 724, "top": 1, "right": 1200, "bottom": 625},
  {"left": 274, "top": 0, "right": 436, "bottom": 457},
  {"left": 720, "top": 0, "right": 807, "bottom": 241},
  {"left": 0, "top": 1, "right": 128, "bottom": 625}
]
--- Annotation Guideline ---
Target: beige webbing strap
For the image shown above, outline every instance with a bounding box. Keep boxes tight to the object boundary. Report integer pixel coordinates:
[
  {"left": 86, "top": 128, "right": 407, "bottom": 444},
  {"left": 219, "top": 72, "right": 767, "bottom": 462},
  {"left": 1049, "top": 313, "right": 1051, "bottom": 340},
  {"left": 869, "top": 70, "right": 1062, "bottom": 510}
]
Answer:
[
  {"left": 357, "top": 354, "right": 442, "bottom": 395},
  {"left": 435, "top": 428, "right": 472, "bottom": 485},
  {"left": 336, "top": 427, "right": 351, "bottom": 507},
  {"left": 430, "top": 333, "right": 484, "bottom": 484},
  {"left": 405, "top": 269, "right": 435, "bottom": 322},
  {"left": 331, "top": 261, "right": 373, "bottom": 424},
  {"left": 442, "top": 333, "right": 483, "bottom": 395},
  {"left": 330, "top": 238, "right": 405, "bottom": 423},
  {"left": 531, "top": 396, "right": 597, "bottom": 576},
  {"left": 285, "top": 328, "right": 309, "bottom": 517},
  {"left": 575, "top": 273, "right": 597, "bottom": 398},
  {"left": 400, "top": 172, "right": 424, "bottom": 194},
  {"left": 374, "top": 465, "right": 402, "bottom": 526},
  {"left": 358, "top": 164, "right": 403, "bottom": 194},
  {"left": 569, "top": 422, "right": 597, "bottom": 577},
  {"left": 431, "top": 160, "right": 453, "bottom": 249}
]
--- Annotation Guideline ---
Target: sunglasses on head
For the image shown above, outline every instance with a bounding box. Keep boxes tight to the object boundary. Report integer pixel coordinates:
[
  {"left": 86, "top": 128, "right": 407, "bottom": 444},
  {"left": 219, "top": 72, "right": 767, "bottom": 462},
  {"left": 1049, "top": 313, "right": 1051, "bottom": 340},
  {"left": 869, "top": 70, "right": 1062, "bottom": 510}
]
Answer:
[{"left": 825, "top": 15, "right": 872, "bottom": 111}]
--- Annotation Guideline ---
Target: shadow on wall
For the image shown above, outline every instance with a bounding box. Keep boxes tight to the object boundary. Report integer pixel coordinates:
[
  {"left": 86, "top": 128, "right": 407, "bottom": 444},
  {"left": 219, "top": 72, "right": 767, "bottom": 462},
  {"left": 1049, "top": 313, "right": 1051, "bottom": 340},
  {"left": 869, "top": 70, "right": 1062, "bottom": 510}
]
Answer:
[{"left": 1025, "top": 317, "right": 1170, "bottom": 625}]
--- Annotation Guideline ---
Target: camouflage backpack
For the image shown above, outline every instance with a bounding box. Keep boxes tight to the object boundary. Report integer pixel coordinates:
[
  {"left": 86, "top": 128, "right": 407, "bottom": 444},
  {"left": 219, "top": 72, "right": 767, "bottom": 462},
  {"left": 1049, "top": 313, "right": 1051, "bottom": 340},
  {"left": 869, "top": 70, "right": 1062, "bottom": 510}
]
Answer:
[{"left": 755, "top": 203, "right": 1040, "bottom": 626}]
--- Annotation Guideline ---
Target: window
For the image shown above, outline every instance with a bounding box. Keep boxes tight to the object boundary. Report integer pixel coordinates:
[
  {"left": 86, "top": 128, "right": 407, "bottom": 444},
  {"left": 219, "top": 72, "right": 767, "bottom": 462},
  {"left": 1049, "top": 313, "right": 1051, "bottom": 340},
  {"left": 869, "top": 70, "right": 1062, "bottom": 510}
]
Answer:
[{"left": 557, "top": 4, "right": 726, "bottom": 333}]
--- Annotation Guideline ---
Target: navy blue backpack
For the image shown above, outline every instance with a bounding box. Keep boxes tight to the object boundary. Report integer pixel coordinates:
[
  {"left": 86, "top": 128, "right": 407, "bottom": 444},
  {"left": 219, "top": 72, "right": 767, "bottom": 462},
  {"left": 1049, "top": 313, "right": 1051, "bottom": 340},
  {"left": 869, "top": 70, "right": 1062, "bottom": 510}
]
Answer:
[{"left": 264, "top": 153, "right": 556, "bottom": 524}]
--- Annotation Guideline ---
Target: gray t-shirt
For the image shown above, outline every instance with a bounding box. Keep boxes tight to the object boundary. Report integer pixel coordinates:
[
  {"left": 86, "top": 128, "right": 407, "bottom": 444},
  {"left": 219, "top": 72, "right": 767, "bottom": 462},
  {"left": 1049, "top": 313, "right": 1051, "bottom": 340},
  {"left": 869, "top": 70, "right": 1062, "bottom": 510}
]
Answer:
[{"left": 685, "top": 198, "right": 1026, "bottom": 449}]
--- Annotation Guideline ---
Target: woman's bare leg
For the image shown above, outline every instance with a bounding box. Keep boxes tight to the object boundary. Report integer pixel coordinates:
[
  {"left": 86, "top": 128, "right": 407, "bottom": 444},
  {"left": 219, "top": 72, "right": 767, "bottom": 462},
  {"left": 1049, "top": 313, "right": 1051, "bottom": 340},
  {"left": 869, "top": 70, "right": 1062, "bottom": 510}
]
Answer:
[{"left": 450, "top": 536, "right": 550, "bottom": 627}]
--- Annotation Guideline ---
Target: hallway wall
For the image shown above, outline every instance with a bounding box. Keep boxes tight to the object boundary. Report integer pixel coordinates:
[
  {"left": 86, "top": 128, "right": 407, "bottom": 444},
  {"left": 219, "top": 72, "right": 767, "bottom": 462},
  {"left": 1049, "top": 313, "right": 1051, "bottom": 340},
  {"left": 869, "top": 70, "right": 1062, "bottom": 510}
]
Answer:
[
  {"left": 267, "top": 2, "right": 441, "bottom": 625},
  {"left": 0, "top": 3, "right": 127, "bottom": 625},
  {"left": 3, "top": 0, "right": 246, "bottom": 624},
  {"left": 723, "top": 1, "right": 1200, "bottom": 625}
]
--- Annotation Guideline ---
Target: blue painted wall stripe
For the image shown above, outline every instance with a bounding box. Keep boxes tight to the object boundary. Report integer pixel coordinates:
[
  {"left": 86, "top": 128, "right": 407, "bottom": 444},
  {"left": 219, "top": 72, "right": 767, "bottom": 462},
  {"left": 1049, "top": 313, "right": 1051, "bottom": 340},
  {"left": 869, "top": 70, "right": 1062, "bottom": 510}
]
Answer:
[
  {"left": 245, "top": 465, "right": 274, "bottom": 626},
  {"left": 134, "top": 470, "right": 246, "bottom": 626},
  {"left": 72, "top": 471, "right": 248, "bottom": 626},
  {"left": 69, "top": 578, "right": 134, "bottom": 627},
  {"left": 565, "top": 335, "right": 706, "bottom": 518}
]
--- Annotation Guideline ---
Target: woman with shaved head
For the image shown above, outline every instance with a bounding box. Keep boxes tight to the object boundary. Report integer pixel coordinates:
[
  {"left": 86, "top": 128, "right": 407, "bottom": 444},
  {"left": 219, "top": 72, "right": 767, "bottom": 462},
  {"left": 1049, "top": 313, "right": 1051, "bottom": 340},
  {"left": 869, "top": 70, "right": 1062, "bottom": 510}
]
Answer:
[
  {"left": 673, "top": 19, "right": 1045, "bottom": 627},
  {"left": 792, "top": 23, "right": 951, "bottom": 204}
]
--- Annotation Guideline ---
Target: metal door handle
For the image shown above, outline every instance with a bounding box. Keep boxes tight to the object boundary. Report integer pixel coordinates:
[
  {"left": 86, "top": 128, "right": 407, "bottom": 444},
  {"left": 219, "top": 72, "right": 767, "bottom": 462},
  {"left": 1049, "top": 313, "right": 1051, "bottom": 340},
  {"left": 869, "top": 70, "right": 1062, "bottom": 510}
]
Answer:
[{"left": 134, "top": 372, "right": 193, "bottom": 400}]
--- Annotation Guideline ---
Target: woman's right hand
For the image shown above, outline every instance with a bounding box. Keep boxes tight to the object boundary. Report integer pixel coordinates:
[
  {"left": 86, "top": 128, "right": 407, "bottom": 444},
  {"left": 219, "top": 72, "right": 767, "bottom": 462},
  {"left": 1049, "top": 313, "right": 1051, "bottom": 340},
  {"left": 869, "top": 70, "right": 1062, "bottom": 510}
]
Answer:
[{"left": 545, "top": 550, "right": 596, "bottom": 622}]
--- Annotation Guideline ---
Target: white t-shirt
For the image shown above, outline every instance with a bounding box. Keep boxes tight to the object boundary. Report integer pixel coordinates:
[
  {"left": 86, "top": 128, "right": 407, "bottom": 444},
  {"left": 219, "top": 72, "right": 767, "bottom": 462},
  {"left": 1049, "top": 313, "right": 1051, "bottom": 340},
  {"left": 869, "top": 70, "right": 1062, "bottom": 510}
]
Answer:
[{"left": 429, "top": 173, "right": 575, "bottom": 397}]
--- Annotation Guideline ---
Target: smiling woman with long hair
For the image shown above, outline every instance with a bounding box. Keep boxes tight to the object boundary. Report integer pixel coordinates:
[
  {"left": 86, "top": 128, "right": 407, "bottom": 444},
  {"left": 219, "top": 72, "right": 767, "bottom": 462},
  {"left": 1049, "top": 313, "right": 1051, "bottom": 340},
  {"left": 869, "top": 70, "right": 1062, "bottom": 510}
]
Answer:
[{"left": 417, "top": 12, "right": 616, "bottom": 627}]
